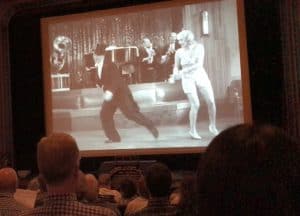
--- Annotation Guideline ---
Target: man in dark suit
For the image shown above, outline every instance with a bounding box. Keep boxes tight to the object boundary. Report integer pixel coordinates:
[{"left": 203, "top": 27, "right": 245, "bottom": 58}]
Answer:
[
  {"left": 83, "top": 53, "right": 97, "bottom": 88},
  {"left": 97, "top": 45, "right": 159, "bottom": 143},
  {"left": 160, "top": 32, "right": 180, "bottom": 81}
]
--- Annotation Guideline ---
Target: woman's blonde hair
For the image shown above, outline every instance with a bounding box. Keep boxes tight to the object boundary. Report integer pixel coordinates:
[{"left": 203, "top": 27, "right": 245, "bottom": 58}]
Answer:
[{"left": 177, "top": 30, "right": 195, "bottom": 44}]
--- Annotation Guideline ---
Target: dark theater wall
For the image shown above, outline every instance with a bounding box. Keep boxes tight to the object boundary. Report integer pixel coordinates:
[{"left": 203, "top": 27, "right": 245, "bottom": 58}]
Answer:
[
  {"left": 0, "top": 0, "right": 299, "bottom": 170},
  {"left": 244, "top": 0, "right": 283, "bottom": 125}
]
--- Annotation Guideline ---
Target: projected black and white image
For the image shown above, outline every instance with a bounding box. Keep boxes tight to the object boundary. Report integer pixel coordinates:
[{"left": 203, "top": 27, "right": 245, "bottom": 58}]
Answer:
[{"left": 43, "top": 0, "right": 248, "bottom": 156}]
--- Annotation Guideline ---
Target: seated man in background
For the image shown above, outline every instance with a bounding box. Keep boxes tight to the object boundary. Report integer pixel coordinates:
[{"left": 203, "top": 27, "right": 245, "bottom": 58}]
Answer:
[
  {"left": 83, "top": 173, "right": 99, "bottom": 203},
  {"left": 21, "top": 132, "right": 118, "bottom": 216},
  {"left": 83, "top": 43, "right": 104, "bottom": 88},
  {"left": 82, "top": 173, "right": 120, "bottom": 215},
  {"left": 124, "top": 175, "right": 149, "bottom": 216},
  {"left": 27, "top": 174, "right": 47, "bottom": 208},
  {"left": 172, "top": 174, "right": 198, "bottom": 216},
  {"left": 139, "top": 37, "right": 160, "bottom": 83},
  {"left": 160, "top": 32, "right": 180, "bottom": 82},
  {"left": 117, "top": 177, "right": 138, "bottom": 215},
  {"left": 34, "top": 175, "right": 47, "bottom": 208},
  {"left": 98, "top": 173, "right": 121, "bottom": 203},
  {"left": 129, "top": 162, "right": 178, "bottom": 216},
  {"left": 75, "top": 170, "right": 87, "bottom": 202},
  {"left": 0, "top": 167, "right": 29, "bottom": 215}
]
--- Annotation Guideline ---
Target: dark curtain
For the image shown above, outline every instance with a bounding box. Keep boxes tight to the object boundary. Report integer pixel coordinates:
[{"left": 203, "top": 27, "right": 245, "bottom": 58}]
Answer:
[{"left": 280, "top": 0, "right": 300, "bottom": 137}]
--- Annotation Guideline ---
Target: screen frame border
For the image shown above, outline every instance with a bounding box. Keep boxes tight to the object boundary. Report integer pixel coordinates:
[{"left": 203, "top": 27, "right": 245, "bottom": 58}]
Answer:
[{"left": 41, "top": 0, "right": 252, "bottom": 157}]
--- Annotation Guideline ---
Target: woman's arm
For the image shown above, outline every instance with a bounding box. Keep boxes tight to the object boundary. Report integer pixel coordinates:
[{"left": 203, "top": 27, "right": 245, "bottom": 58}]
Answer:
[
  {"left": 170, "top": 50, "right": 181, "bottom": 80},
  {"left": 180, "top": 43, "right": 204, "bottom": 74}
]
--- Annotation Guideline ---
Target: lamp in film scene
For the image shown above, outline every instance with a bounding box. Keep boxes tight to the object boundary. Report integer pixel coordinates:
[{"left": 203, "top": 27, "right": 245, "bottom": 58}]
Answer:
[{"left": 201, "top": 10, "right": 209, "bottom": 36}]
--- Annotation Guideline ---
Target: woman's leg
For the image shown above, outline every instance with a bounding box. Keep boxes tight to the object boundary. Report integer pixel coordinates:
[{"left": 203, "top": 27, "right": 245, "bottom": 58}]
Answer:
[
  {"left": 198, "top": 84, "right": 218, "bottom": 135},
  {"left": 186, "top": 90, "right": 201, "bottom": 139}
]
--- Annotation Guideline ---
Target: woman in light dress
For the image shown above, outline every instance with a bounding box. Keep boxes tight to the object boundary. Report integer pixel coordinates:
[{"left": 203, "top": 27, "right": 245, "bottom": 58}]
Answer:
[{"left": 171, "top": 30, "right": 218, "bottom": 139}]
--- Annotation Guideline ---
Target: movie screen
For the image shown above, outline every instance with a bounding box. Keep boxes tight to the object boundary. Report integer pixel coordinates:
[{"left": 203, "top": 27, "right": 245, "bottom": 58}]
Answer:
[{"left": 41, "top": 0, "right": 252, "bottom": 157}]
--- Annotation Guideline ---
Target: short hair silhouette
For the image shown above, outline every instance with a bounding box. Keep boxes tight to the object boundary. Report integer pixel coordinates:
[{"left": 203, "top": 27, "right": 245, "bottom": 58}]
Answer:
[
  {"left": 119, "top": 177, "right": 137, "bottom": 199},
  {"left": 0, "top": 167, "right": 18, "bottom": 192},
  {"left": 37, "top": 132, "right": 79, "bottom": 185},
  {"left": 197, "top": 123, "right": 300, "bottom": 216},
  {"left": 144, "top": 162, "right": 172, "bottom": 197}
]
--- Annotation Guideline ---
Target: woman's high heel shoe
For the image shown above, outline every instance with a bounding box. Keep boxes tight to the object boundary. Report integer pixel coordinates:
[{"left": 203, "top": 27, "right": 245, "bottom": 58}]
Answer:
[
  {"left": 189, "top": 131, "right": 202, "bottom": 140},
  {"left": 209, "top": 125, "right": 219, "bottom": 135}
]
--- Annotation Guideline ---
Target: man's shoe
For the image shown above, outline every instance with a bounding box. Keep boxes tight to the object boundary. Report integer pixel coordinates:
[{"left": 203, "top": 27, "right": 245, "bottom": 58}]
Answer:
[{"left": 149, "top": 127, "right": 159, "bottom": 139}]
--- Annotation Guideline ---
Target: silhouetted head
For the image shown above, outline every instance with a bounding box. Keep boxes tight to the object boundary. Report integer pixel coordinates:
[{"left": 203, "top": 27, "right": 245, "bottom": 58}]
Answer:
[
  {"left": 145, "top": 162, "right": 172, "bottom": 198},
  {"left": 119, "top": 177, "right": 137, "bottom": 199},
  {"left": 0, "top": 167, "right": 18, "bottom": 193},
  {"left": 98, "top": 173, "right": 111, "bottom": 188},
  {"left": 37, "top": 132, "right": 80, "bottom": 186},
  {"left": 197, "top": 123, "right": 300, "bottom": 216}
]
